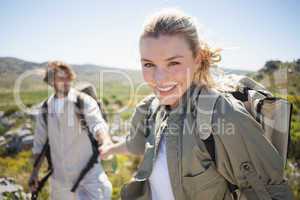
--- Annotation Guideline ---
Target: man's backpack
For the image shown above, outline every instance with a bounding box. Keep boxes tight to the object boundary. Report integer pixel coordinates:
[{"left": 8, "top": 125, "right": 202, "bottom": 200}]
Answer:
[
  {"left": 32, "top": 83, "right": 107, "bottom": 198},
  {"left": 146, "top": 75, "right": 293, "bottom": 200}
]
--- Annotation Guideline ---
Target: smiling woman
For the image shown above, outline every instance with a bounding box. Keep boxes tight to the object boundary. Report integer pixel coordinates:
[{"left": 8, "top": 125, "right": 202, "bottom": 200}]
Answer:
[
  {"left": 139, "top": 11, "right": 220, "bottom": 107},
  {"left": 99, "top": 8, "right": 293, "bottom": 200}
]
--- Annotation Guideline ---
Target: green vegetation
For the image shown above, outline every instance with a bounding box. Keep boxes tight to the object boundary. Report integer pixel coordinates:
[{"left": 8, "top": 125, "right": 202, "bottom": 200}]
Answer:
[
  {"left": 0, "top": 151, "right": 140, "bottom": 200},
  {"left": 0, "top": 151, "right": 33, "bottom": 191},
  {"left": 0, "top": 123, "right": 7, "bottom": 136},
  {"left": 0, "top": 90, "right": 50, "bottom": 113},
  {"left": 288, "top": 95, "right": 300, "bottom": 161},
  {"left": 107, "top": 155, "right": 141, "bottom": 199}
]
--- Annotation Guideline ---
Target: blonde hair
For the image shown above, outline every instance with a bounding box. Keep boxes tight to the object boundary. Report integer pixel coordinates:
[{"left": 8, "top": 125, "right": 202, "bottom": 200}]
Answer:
[
  {"left": 43, "top": 61, "right": 76, "bottom": 85},
  {"left": 140, "top": 9, "right": 221, "bottom": 88}
]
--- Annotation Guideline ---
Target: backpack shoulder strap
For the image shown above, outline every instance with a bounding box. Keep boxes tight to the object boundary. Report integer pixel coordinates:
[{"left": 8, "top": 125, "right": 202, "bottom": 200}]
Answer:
[
  {"left": 192, "top": 88, "right": 240, "bottom": 199},
  {"left": 145, "top": 96, "right": 160, "bottom": 138},
  {"left": 191, "top": 86, "right": 220, "bottom": 162},
  {"left": 41, "top": 99, "right": 49, "bottom": 127},
  {"left": 192, "top": 87, "right": 220, "bottom": 139},
  {"left": 70, "top": 92, "right": 101, "bottom": 192},
  {"left": 75, "top": 92, "right": 97, "bottom": 141}
]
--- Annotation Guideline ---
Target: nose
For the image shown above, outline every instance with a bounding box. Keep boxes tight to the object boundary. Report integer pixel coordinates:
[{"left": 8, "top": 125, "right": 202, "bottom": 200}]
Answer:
[{"left": 154, "top": 67, "right": 168, "bottom": 85}]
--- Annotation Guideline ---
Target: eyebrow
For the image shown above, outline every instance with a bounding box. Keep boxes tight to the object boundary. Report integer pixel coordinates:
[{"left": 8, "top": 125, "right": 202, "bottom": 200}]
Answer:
[
  {"left": 141, "top": 58, "right": 153, "bottom": 62},
  {"left": 141, "top": 55, "right": 184, "bottom": 62},
  {"left": 165, "top": 55, "right": 183, "bottom": 61}
]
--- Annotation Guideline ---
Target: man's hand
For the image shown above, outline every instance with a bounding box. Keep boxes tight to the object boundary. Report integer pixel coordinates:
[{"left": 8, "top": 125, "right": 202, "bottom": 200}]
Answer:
[
  {"left": 98, "top": 143, "right": 115, "bottom": 160},
  {"left": 28, "top": 169, "right": 39, "bottom": 192},
  {"left": 96, "top": 130, "right": 114, "bottom": 160},
  {"left": 99, "top": 140, "right": 131, "bottom": 160}
]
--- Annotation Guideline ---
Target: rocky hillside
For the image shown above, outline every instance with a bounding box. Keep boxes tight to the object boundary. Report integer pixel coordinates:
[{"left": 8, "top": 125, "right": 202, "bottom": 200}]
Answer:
[{"left": 0, "top": 57, "right": 144, "bottom": 90}]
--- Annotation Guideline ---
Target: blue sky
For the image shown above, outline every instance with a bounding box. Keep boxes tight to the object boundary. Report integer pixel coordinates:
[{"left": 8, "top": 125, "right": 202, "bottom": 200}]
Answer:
[{"left": 1, "top": 0, "right": 299, "bottom": 71}]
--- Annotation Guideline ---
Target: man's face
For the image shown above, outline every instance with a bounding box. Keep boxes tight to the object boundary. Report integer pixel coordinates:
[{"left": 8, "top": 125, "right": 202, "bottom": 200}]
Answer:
[{"left": 53, "top": 70, "right": 72, "bottom": 95}]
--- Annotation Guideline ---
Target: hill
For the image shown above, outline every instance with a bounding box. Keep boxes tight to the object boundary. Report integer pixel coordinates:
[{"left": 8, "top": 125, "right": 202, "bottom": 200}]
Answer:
[{"left": 0, "top": 57, "right": 143, "bottom": 91}]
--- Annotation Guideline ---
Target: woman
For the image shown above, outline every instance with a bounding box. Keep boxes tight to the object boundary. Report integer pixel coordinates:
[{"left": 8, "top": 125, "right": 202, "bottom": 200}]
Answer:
[{"left": 99, "top": 9, "right": 292, "bottom": 200}]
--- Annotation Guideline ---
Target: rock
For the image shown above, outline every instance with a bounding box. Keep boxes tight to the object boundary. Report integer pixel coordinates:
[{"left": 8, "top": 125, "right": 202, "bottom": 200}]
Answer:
[
  {"left": 5, "top": 128, "right": 33, "bottom": 154},
  {"left": 16, "top": 128, "right": 31, "bottom": 138},
  {"left": 0, "top": 177, "right": 29, "bottom": 199},
  {"left": 27, "top": 103, "right": 43, "bottom": 118},
  {"left": 0, "top": 117, "right": 16, "bottom": 129},
  {"left": 4, "top": 129, "right": 17, "bottom": 138},
  {"left": 20, "top": 135, "right": 34, "bottom": 151},
  {"left": 0, "top": 111, "right": 4, "bottom": 119},
  {"left": 10, "top": 111, "right": 25, "bottom": 118},
  {"left": 22, "top": 123, "right": 32, "bottom": 131},
  {"left": 0, "top": 136, "right": 5, "bottom": 146},
  {"left": 0, "top": 117, "right": 10, "bottom": 128}
]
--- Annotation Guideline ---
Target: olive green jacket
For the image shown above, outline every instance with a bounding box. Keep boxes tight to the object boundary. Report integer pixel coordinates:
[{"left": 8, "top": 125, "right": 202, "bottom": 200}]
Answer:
[{"left": 121, "top": 85, "right": 293, "bottom": 200}]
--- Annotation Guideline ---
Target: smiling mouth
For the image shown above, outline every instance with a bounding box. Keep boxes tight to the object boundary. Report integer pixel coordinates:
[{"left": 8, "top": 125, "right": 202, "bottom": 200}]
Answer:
[{"left": 156, "top": 84, "right": 177, "bottom": 92}]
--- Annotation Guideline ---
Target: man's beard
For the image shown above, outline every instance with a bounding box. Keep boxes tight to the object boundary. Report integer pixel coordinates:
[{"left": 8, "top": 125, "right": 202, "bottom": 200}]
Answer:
[{"left": 56, "top": 87, "right": 70, "bottom": 97}]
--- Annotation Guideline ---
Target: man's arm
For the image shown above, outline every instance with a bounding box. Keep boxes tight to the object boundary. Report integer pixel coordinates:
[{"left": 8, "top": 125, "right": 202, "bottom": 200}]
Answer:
[
  {"left": 96, "top": 130, "right": 112, "bottom": 146},
  {"left": 82, "top": 95, "right": 112, "bottom": 145}
]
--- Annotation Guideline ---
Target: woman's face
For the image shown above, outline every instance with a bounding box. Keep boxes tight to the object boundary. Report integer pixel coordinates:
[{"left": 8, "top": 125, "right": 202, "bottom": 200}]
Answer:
[{"left": 140, "top": 35, "right": 199, "bottom": 107}]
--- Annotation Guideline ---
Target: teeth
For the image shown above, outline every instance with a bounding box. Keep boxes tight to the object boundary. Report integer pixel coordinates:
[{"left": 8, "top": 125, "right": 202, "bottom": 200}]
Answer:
[{"left": 157, "top": 85, "right": 176, "bottom": 92}]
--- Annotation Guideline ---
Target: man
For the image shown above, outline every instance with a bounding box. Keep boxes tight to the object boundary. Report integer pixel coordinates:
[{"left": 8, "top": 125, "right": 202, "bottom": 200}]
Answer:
[{"left": 29, "top": 61, "right": 112, "bottom": 199}]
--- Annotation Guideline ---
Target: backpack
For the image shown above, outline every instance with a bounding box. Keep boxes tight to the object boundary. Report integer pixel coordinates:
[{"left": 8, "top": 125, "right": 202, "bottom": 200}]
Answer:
[
  {"left": 195, "top": 75, "right": 292, "bottom": 167},
  {"left": 32, "top": 83, "right": 107, "bottom": 198},
  {"left": 75, "top": 83, "right": 107, "bottom": 122},
  {"left": 146, "top": 75, "right": 293, "bottom": 200}
]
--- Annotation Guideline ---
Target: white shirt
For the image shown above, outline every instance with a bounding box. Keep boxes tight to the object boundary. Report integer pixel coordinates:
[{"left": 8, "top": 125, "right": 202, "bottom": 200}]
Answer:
[
  {"left": 33, "top": 88, "right": 109, "bottom": 155},
  {"left": 53, "top": 96, "right": 65, "bottom": 117},
  {"left": 149, "top": 135, "right": 175, "bottom": 200}
]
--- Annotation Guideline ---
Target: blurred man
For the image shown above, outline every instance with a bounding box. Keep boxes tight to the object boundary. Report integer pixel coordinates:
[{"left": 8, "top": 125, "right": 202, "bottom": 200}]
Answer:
[{"left": 29, "top": 61, "right": 112, "bottom": 200}]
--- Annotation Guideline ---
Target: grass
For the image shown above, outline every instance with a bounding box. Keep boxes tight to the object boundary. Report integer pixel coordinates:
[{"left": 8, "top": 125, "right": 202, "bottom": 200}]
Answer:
[
  {"left": 0, "top": 90, "right": 50, "bottom": 113},
  {"left": 0, "top": 151, "right": 33, "bottom": 191},
  {"left": 0, "top": 150, "right": 140, "bottom": 200}
]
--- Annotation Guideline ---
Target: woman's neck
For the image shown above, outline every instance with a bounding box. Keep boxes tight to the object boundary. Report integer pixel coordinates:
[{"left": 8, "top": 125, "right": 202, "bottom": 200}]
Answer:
[{"left": 168, "top": 83, "right": 196, "bottom": 109}]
